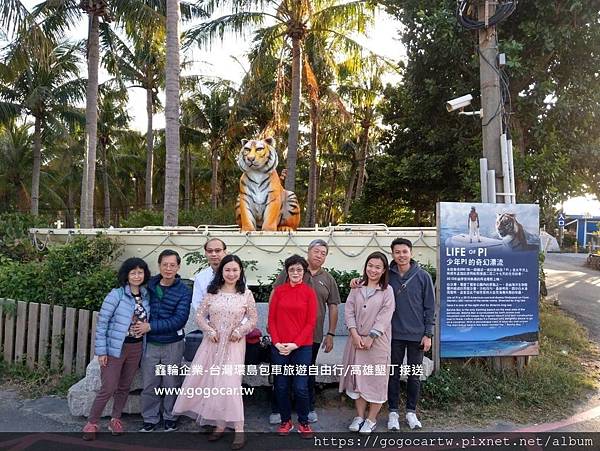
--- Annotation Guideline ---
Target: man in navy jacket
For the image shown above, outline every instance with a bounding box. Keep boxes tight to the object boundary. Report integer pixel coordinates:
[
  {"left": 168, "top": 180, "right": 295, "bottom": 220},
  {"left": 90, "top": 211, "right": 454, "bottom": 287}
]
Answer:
[{"left": 135, "top": 249, "right": 191, "bottom": 432}]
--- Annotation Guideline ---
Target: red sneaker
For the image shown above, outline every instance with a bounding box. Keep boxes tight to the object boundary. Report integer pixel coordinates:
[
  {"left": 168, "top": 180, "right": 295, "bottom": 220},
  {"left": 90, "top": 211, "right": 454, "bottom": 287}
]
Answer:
[
  {"left": 82, "top": 422, "right": 99, "bottom": 441},
  {"left": 109, "top": 418, "right": 124, "bottom": 435},
  {"left": 277, "top": 420, "right": 294, "bottom": 435},
  {"left": 298, "top": 422, "right": 314, "bottom": 439}
]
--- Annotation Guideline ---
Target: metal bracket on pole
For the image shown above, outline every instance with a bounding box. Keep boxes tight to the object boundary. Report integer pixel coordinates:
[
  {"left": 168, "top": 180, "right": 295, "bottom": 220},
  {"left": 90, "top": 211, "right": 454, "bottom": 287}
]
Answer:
[
  {"left": 500, "top": 133, "right": 512, "bottom": 204},
  {"left": 487, "top": 169, "right": 496, "bottom": 203},
  {"left": 507, "top": 138, "right": 516, "bottom": 203},
  {"left": 480, "top": 158, "right": 489, "bottom": 203}
]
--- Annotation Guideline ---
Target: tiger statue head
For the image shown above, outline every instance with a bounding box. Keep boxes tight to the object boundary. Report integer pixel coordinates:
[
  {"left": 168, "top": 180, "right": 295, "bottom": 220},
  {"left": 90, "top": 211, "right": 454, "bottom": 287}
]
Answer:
[{"left": 237, "top": 137, "right": 278, "bottom": 174}]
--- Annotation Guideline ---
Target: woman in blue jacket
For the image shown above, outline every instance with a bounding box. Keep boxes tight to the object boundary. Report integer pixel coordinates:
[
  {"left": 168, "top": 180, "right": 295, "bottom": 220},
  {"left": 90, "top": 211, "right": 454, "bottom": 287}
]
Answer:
[{"left": 83, "top": 257, "right": 151, "bottom": 440}]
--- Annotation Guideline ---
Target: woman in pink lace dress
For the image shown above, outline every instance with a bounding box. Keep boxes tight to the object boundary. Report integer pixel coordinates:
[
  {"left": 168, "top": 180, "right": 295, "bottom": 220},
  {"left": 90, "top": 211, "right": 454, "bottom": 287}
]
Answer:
[{"left": 173, "top": 254, "right": 257, "bottom": 449}]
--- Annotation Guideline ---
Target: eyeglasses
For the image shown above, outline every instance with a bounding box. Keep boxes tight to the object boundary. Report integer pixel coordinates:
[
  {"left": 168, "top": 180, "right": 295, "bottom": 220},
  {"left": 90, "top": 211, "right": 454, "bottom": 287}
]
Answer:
[
  {"left": 206, "top": 248, "right": 224, "bottom": 254},
  {"left": 288, "top": 268, "right": 304, "bottom": 274}
]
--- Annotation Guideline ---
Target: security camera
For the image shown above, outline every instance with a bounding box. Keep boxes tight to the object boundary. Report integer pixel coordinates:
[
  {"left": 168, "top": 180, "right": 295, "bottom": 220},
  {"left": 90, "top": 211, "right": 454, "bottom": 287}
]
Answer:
[{"left": 446, "top": 94, "right": 473, "bottom": 112}]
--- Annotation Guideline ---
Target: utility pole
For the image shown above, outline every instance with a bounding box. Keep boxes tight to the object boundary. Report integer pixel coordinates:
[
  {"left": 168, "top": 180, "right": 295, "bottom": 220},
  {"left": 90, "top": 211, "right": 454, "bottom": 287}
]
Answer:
[{"left": 478, "top": 1, "right": 504, "bottom": 203}]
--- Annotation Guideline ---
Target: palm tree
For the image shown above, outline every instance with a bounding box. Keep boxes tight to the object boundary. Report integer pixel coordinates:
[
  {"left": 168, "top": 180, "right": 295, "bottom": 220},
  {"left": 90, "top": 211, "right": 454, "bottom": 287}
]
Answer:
[
  {"left": 0, "top": 120, "right": 32, "bottom": 211},
  {"left": 78, "top": 1, "right": 112, "bottom": 228},
  {"left": 186, "top": 0, "right": 376, "bottom": 192},
  {"left": 181, "top": 81, "right": 235, "bottom": 209},
  {"left": 339, "top": 57, "right": 386, "bottom": 214},
  {"left": 102, "top": 27, "right": 166, "bottom": 210},
  {"left": 34, "top": 0, "right": 204, "bottom": 226},
  {"left": 163, "top": 0, "right": 181, "bottom": 226},
  {"left": 0, "top": 39, "right": 85, "bottom": 216},
  {"left": 96, "top": 83, "right": 130, "bottom": 225}
]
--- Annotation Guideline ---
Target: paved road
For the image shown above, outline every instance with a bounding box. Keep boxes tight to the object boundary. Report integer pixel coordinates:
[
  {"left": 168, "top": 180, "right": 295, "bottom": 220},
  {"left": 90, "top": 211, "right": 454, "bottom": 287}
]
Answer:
[
  {"left": 543, "top": 252, "right": 600, "bottom": 433},
  {"left": 544, "top": 252, "right": 600, "bottom": 341}
]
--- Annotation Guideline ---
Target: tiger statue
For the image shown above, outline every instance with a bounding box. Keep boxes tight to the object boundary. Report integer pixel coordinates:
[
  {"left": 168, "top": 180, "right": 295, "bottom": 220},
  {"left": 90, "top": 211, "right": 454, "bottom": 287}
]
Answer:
[{"left": 235, "top": 138, "right": 301, "bottom": 231}]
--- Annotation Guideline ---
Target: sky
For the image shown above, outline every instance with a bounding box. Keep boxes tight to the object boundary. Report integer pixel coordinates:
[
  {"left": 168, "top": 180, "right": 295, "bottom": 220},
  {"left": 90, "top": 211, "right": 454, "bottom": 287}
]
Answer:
[{"left": 21, "top": 1, "right": 405, "bottom": 132}]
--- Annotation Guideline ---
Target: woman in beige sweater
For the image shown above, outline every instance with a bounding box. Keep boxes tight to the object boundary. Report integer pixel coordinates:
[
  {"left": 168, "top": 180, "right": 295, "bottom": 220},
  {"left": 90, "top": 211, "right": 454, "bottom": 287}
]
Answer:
[{"left": 339, "top": 251, "right": 395, "bottom": 435}]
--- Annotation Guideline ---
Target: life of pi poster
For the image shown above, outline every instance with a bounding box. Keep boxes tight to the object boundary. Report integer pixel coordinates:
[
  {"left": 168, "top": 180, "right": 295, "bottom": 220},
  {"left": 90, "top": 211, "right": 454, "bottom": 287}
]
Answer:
[{"left": 437, "top": 202, "right": 540, "bottom": 358}]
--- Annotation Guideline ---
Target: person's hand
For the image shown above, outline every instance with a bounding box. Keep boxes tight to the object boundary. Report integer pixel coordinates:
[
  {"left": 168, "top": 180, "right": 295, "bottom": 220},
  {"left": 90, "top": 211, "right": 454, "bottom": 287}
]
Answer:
[
  {"left": 98, "top": 355, "right": 108, "bottom": 367},
  {"left": 132, "top": 322, "right": 150, "bottom": 336},
  {"left": 362, "top": 336, "right": 374, "bottom": 350},
  {"left": 275, "top": 343, "right": 289, "bottom": 355},
  {"left": 286, "top": 343, "right": 299, "bottom": 352},
  {"left": 349, "top": 278, "right": 364, "bottom": 289},
  {"left": 351, "top": 334, "right": 363, "bottom": 350},
  {"left": 321, "top": 334, "right": 334, "bottom": 353},
  {"left": 229, "top": 329, "right": 242, "bottom": 342},
  {"left": 208, "top": 330, "right": 219, "bottom": 343},
  {"left": 421, "top": 335, "right": 432, "bottom": 352}
]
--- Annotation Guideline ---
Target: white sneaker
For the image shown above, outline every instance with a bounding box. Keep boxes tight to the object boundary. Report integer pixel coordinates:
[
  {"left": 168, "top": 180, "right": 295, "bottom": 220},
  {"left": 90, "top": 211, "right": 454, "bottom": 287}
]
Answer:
[
  {"left": 359, "top": 419, "right": 376, "bottom": 435},
  {"left": 307, "top": 411, "right": 318, "bottom": 423},
  {"left": 406, "top": 412, "right": 422, "bottom": 429},
  {"left": 387, "top": 411, "right": 400, "bottom": 431},
  {"left": 348, "top": 416, "right": 364, "bottom": 432},
  {"left": 269, "top": 413, "right": 281, "bottom": 425}
]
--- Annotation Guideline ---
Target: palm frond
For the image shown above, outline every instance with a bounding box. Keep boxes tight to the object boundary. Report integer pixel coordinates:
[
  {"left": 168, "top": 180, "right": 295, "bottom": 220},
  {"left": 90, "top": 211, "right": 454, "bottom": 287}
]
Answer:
[{"left": 183, "top": 11, "right": 271, "bottom": 50}]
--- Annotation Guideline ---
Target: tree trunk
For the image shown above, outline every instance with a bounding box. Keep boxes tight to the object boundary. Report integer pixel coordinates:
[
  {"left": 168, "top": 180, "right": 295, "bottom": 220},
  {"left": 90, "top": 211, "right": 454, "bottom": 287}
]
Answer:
[
  {"left": 210, "top": 146, "right": 219, "bottom": 210},
  {"left": 30, "top": 116, "right": 42, "bottom": 216},
  {"left": 184, "top": 145, "right": 191, "bottom": 211},
  {"left": 285, "top": 35, "right": 302, "bottom": 192},
  {"left": 101, "top": 142, "right": 110, "bottom": 226},
  {"left": 66, "top": 184, "right": 74, "bottom": 228},
  {"left": 305, "top": 101, "right": 319, "bottom": 227},
  {"left": 326, "top": 160, "right": 338, "bottom": 224},
  {"left": 80, "top": 13, "right": 100, "bottom": 228},
  {"left": 343, "top": 157, "right": 358, "bottom": 217},
  {"left": 163, "top": 0, "right": 181, "bottom": 226},
  {"left": 145, "top": 87, "right": 154, "bottom": 210},
  {"left": 355, "top": 119, "right": 370, "bottom": 200}
]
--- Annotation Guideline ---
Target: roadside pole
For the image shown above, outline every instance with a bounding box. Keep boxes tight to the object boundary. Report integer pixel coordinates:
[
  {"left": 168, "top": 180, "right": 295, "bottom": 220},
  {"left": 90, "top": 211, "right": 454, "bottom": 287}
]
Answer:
[{"left": 478, "top": 2, "right": 504, "bottom": 203}]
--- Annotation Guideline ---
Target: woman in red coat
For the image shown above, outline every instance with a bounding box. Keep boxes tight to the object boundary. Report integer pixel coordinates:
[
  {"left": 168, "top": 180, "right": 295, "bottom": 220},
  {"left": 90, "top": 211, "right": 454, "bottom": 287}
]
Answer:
[{"left": 268, "top": 254, "right": 317, "bottom": 439}]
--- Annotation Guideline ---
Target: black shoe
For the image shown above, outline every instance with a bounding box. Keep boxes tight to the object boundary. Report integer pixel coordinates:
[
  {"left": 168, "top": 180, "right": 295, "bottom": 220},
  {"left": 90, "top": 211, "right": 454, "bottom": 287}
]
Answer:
[
  {"left": 139, "top": 422, "right": 157, "bottom": 432},
  {"left": 164, "top": 420, "right": 178, "bottom": 432}
]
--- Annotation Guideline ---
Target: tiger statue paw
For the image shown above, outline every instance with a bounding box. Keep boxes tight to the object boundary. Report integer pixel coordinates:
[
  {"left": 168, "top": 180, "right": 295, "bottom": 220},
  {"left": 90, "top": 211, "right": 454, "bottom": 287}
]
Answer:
[{"left": 235, "top": 138, "right": 301, "bottom": 232}]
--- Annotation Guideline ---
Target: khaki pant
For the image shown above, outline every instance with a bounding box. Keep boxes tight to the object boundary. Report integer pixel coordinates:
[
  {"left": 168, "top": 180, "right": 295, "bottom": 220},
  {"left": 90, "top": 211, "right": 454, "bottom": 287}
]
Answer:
[{"left": 141, "top": 340, "right": 185, "bottom": 424}]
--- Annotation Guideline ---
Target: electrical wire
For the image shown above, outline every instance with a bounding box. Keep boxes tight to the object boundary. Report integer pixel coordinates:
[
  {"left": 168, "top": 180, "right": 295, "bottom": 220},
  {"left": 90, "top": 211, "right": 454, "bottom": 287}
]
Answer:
[{"left": 456, "top": 1, "right": 518, "bottom": 30}]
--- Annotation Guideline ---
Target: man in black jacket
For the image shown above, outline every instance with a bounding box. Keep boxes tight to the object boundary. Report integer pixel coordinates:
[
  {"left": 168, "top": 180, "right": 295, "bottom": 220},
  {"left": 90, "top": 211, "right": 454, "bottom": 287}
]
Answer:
[{"left": 135, "top": 249, "right": 191, "bottom": 432}]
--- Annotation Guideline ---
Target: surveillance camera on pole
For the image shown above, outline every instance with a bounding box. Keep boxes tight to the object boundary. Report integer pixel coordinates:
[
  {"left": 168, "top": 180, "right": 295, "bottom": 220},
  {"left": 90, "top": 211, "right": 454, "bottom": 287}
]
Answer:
[{"left": 446, "top": 94, "right": 473, "bottom": 112}]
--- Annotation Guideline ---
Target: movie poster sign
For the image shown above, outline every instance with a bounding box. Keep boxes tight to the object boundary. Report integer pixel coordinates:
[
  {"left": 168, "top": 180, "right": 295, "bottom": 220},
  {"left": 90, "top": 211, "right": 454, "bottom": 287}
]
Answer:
[{"left": 437, "top": 202, "right": 540, "bottom": 358}]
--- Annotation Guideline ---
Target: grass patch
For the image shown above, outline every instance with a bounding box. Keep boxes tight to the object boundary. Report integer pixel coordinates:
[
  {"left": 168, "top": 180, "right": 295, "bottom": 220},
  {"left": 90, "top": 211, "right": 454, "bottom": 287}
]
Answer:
[
  {"left": 0, "top": 360, "right": 80, "bottom": 398},
  {"left": 420, "top": 301, "right": 600, "bottom": 426}
]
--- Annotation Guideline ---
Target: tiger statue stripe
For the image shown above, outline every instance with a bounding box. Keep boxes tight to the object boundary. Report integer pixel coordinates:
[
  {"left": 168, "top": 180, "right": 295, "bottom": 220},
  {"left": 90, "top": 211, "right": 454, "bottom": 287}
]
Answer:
[{"left": 235, "top": 137, "right": 301, "bottom": 231}]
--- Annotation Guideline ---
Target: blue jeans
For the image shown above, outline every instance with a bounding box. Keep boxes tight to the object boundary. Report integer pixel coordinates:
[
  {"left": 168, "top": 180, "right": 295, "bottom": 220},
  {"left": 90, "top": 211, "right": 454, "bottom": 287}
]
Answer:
[{"left": 271, "top": 345, "right": 312, "bottom": 424}]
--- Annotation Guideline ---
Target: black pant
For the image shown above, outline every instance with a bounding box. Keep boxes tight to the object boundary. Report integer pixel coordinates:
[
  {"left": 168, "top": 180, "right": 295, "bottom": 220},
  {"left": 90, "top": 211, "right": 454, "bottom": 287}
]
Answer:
[
  {"left": 387, "top": 339, "right": 423, "bottom": 412},
  {"left": 271, "top": 342, "right": 321, "bottom": 414},
  {"left": 308, "top": 342, "right": 321, "bottom": 411}
]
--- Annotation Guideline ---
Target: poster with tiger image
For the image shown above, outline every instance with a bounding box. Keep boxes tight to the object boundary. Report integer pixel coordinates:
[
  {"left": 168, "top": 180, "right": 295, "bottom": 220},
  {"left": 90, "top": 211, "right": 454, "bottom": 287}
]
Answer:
[{"left": 437, "top": 202, "right": 540, "bottom": 358}]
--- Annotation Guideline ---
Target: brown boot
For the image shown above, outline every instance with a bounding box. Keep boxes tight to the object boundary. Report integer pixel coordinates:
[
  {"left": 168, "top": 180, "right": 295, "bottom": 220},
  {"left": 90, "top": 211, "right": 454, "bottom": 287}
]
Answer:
[
  {"left": 231, "top": 432, "right": 245, "bottom": 450},
  {"left": 207, "top": 429, "right": 225, "bottom": 441}
]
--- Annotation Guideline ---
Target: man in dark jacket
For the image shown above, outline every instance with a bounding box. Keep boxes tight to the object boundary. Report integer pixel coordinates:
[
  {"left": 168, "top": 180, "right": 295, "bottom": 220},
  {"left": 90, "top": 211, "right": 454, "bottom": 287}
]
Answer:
[
  {"left": 135, "top": 249, "right": 191, "bottom": 432},
  {"left": 386, "top": 238, "right": 435, "bottom": 431}
]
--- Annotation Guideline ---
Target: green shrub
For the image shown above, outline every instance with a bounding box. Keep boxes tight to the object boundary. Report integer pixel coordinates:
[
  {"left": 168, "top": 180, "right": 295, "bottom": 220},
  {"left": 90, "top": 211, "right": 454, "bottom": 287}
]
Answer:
[
  {"left": 119, "top": 210, "right": 163, "bottom": 228},
  {"left": 0, "top": 235, "right": 119, "bottom": 310},
  {"left": 326, "top": 267, "right": 362, "bottom": 301},
  {"left": 179, "top": 205, "right": 236, "bottom": 226},
  {"left": 120, "top": 206, "right": 236, "bottom": 228},
  {"left": 0, "top": 212, "right": 52, "bottom": 262}
]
